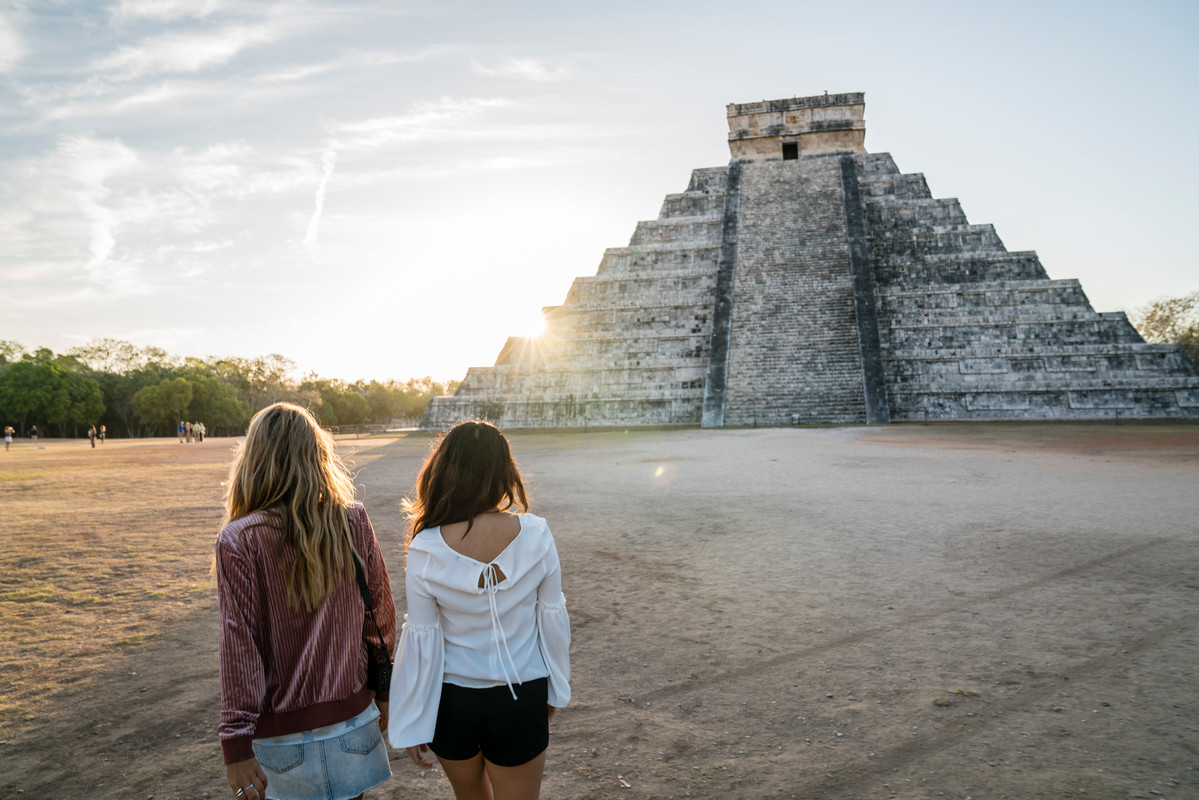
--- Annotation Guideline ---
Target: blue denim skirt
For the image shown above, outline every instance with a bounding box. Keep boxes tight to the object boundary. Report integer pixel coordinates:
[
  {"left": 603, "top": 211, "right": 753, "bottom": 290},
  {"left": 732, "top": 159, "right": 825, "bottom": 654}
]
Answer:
[{"left": 252, "top": 704, "right": 391, "bottom": 800}]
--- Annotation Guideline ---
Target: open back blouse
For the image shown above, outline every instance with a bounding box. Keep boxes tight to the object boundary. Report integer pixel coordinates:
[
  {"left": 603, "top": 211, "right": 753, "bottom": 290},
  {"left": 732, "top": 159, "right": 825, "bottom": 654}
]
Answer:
[{"left": 386, "top": 513, "right": 571, "bottom": 749}]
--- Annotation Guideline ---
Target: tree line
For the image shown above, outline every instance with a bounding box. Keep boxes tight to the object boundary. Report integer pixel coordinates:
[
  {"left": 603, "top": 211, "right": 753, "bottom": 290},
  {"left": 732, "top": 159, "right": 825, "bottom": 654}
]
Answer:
[
  {"left": 3, "top": 293, "right": 1194, "bottom": 439},
  {"left": 0, "top": 338, "right": 459, "bottom": 439}
]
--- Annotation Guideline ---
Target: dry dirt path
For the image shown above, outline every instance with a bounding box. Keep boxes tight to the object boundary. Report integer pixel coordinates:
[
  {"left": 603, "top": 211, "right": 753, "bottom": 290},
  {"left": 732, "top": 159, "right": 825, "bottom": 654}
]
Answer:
[{"left": 1, "top": 423, "right": 1196, "bottom": 799}]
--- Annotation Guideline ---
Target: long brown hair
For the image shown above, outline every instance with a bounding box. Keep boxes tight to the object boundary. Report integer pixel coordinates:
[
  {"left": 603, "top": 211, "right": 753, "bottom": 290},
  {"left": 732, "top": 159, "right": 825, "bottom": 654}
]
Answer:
[
  {"left": 221, "top": 402, "right": 358, "bottom": 610},
  {"left": 404, "top": 419, "right": 529, "bottom": 541}
]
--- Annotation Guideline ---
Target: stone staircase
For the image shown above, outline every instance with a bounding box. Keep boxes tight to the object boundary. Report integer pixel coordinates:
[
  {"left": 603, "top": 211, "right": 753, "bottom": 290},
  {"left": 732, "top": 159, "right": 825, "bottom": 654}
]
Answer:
[{"left": 856, "top": 153, "right": 1199, "bottom": 419}]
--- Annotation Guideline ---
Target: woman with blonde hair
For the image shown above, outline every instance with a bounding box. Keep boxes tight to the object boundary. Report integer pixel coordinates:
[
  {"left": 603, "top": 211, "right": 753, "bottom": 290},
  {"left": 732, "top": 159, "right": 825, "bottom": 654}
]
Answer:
[
  {"left": 215, "top": 402, "right": 396, "bottom": 800},
  {"left": 388, "top": 419, "right": 570, "bottom": 800}
]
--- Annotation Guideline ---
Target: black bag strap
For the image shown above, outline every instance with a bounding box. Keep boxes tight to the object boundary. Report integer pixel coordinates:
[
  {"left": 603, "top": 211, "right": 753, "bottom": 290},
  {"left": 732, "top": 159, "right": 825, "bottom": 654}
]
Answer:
[
  {"left": 352, "top": 549, "right": 394, "bottom": 692},
  {"left": 352, "top": 550, "right": 373, "bottom": 611}
]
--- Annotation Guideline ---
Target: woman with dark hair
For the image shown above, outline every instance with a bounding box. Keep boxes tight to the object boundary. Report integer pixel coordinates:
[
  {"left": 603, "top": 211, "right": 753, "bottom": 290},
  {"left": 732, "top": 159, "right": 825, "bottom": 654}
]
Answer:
[
  {"left": 389, "top": 420, "right": 570, "bottom": 800},
  {"left": 215, "top": 402, "right": 396, "bottom": 800}
]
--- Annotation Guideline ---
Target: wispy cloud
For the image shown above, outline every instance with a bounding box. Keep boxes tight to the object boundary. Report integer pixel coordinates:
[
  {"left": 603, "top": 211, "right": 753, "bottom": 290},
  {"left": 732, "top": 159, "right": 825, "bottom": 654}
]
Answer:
[
  {"left": 92, "top": 24, "right": 274, "bottom": 79},
  {"left": 260, "top": 45, "right": 456, "bottom": 83},
  {"left": 24, "top": 41, "right": 449, "bottom": 123},
  {"left": 37, "top": 79, "right": 206, "bottom": 121},
  {"left": 0, "top": 132, "right": 321, "bottom": 301},
  {"left": 43, "top": 135, "right": 142, "bottom": 290},
  {"left": 113, "top": 0, "right": 225, "bottom": 21},
  {"left": 472, "top": 57, "right": 570, "bottom": 83},
  {"left": 331, "top": 96, "right": 512, "bottom": 149},
  {"left": 0, "top": 10, "right": 23, "bottom": 73}
]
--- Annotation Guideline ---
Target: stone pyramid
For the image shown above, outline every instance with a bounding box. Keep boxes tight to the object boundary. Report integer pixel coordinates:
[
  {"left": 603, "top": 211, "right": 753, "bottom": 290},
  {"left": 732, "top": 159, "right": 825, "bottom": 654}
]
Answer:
[{"left": 423, "top": 93, "right": 1199, "bottom": 428}]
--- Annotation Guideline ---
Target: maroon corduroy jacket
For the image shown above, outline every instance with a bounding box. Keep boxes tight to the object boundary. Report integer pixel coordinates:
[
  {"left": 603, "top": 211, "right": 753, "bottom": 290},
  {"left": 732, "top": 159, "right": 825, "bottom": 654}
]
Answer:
[{"left": 216, "top": 502, "right": 397, "bottom": 764}]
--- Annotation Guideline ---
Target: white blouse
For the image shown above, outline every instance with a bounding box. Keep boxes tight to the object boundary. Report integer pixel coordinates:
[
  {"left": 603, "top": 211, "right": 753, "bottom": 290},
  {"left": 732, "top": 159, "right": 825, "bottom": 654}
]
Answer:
[{"left": 387, "top": 513, "right": 571, "bottom": 749}]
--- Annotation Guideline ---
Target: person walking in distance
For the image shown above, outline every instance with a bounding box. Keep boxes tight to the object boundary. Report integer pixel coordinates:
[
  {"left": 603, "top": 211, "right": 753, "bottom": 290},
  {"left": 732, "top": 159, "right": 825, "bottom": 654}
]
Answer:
[
  {"left": 215, "top": 402, "right": 396, "bottom": 800},
  {"left": 389, "top": 419, "right": 571, "bottom": 800}
]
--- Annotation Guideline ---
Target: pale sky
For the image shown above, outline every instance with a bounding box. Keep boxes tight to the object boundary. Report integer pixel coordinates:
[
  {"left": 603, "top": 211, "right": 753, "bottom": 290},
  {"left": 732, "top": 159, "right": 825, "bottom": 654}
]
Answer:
[{"left": 2, "top": 0, "right": 1196, "bottom": 382}]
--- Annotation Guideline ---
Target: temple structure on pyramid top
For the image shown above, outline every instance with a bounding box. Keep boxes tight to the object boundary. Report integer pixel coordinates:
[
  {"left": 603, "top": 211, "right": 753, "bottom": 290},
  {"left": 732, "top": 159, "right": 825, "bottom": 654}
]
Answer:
[{"left": 422, "top": 92, "right": 1199, "bottom": 429}]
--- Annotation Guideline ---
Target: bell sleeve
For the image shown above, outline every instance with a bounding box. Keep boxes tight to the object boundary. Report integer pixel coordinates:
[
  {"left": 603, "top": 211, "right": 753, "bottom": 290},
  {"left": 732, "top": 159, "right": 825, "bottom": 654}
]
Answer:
[
  {"left": 536, "top": 536, "right": 571, "bottom": 708},
  {"left": 387, "top": 547, "right": 445, "bottom": 749}
]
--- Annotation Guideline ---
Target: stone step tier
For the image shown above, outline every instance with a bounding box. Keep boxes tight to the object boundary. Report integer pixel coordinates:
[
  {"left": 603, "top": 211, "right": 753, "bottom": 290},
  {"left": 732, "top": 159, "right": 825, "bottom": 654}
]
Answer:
[
  {"left": 855, "top": 153, "right": 1199, "bottom": 420},
  {"left": 422, "top": 166, "right": 729, "bottom": 430}
]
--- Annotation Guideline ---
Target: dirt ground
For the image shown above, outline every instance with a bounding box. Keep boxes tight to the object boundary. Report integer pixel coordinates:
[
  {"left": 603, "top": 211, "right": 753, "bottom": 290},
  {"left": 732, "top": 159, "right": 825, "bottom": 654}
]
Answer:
[{"left": 1, "top": 422, "right": 1196, "bottom": 799}]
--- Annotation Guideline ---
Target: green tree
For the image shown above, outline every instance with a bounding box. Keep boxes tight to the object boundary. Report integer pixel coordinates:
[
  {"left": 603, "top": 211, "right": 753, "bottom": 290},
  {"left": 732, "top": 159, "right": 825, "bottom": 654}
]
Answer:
[
  {"left": 64, "top": 339, "right": 181, "bottom": 437},
  {"left": 362, "top": 380, "right": 400, "bottom": 423},
  {"left": 1131, "top": 292, "right": 1199, "bottom": 368},
  {"left": 64, "top": 370, "right": 106, "bottom": 432},
  {"left": 0, "top": 340, "right": 27, "bottom": 367},
  {"left": 395, "top": 377, "right": 459, "bottom": 419},
  {"left": 0, "top": 361, "right": 104, "bottom": 435},
  {"left": 0, "top": 361, "right": 53, "bottom": 432},
  {"left": 67, "top": 338, "right": 173, "bottom": 375},
  {"left": 330, "top": 389, "right": 369, "bottom": 427},
  {"left": 133, "top": 378, "right": 195, "bottom": 432},
  {"left": 183, "top": 372, "right": 250, "bottom": 434}
]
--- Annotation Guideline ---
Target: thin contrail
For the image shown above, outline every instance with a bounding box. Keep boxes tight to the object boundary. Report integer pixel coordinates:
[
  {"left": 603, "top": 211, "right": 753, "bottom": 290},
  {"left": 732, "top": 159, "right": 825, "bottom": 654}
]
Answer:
[{"left": 302, "top": 145, "right": 337, "bottom": 254}]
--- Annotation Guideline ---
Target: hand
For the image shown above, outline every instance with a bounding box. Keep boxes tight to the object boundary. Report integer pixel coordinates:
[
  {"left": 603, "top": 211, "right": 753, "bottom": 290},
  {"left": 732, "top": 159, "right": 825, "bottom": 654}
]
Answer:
[
  {"left": 407, "top": 743, "right": 434, "bottom": 769},
  {"left": 547, "top": 704, "right": 557, "bottom": 722},
  {"left": 376, "top": 700, "right": 389, "bottom": 734},
  {"left": 225, "top": 757, "right": 267, "bottom": 798}
]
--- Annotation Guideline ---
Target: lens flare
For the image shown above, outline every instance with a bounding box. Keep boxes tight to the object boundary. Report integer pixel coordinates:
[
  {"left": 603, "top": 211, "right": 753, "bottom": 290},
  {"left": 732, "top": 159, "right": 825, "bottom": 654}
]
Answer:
[{"left": 650, "top": 461, "right": 675, "bottom": 489}]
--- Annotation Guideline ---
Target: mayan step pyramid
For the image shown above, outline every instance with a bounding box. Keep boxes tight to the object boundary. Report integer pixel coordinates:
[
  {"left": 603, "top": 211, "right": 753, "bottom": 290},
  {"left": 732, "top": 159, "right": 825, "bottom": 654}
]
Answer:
[{"left": 423, "top": 93, "right": 1199, "bottom": 428}]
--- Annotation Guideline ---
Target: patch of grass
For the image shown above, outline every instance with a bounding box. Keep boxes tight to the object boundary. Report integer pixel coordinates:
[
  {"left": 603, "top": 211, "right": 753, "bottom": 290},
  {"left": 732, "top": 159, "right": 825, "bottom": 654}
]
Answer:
[
  {"left": 62, "top": 591, "right": 103, "bottom": 605},
  {"left": 0, "top": 439, "right": 229, "bottom": 741},
  {"left": 933, "top": 687, "right": 983, "bottom": 706},
  {"left": 1, "top": 587, "right": 54, "bottom": 603}
]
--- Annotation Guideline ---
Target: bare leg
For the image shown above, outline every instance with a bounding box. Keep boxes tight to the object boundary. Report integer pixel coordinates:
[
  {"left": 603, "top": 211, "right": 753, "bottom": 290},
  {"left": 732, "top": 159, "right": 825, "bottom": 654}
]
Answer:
[
  {"left": 483, "top": 750, "right": 546, "bottom": 800},
  {"left": 437, "top": 753, "right": 494, "bottom": 800}
]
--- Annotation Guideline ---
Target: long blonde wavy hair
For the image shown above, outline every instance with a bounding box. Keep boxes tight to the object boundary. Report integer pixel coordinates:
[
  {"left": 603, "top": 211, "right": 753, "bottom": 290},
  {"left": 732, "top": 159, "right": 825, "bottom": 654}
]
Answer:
[{"left": 221, "top": 402, "right": 358, "bottom": 611}]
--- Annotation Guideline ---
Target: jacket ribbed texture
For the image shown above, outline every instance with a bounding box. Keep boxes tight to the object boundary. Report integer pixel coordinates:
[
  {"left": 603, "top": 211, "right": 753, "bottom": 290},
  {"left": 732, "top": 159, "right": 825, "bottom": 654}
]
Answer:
[{"left": 216, "top": 502, "right": 396, "bottom": 764}]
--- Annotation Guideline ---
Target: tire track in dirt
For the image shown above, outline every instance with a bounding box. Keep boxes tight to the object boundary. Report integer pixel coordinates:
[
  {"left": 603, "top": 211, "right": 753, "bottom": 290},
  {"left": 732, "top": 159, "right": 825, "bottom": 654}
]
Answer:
[
  {"left": 797, "top": 609, "right": 1199, "bottom": 798},
  {"left": 620, "top": 534, "right": 1181, "bottom": 705}
]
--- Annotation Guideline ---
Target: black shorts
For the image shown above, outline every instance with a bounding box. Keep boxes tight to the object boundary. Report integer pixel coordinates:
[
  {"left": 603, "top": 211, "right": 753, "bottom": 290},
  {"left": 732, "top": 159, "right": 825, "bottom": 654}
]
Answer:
[{"left": 430, "top": 677, "right": 549, "bottom": 767}]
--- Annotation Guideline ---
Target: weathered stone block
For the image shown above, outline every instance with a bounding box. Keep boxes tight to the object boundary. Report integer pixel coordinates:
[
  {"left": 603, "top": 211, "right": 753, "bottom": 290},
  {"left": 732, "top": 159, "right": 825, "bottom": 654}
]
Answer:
[{"left": 421, "top": 93, "right": 1199, "bottom": 429}]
